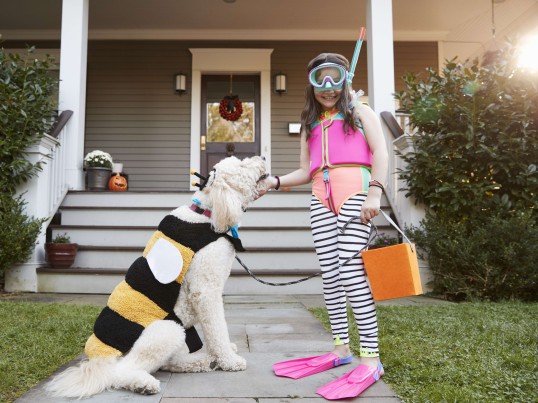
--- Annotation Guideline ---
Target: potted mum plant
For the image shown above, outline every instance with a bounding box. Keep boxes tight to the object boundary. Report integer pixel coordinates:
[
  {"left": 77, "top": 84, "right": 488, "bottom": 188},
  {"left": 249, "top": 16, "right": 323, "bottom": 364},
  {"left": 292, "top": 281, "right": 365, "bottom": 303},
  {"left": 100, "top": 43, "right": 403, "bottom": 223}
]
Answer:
[
  {"left": 45, "top": 233, "right": 79, "bottom": 269},
  {"left": 84, "top": 150, "right": 114, "bottom": 191}
]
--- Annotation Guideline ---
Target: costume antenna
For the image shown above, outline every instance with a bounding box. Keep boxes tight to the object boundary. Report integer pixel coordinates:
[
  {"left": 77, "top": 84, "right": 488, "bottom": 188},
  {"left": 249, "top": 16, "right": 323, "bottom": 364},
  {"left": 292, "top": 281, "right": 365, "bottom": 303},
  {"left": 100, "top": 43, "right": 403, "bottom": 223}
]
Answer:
[{"left": 190, "top": 169, "right": 209, "bottom": 189}]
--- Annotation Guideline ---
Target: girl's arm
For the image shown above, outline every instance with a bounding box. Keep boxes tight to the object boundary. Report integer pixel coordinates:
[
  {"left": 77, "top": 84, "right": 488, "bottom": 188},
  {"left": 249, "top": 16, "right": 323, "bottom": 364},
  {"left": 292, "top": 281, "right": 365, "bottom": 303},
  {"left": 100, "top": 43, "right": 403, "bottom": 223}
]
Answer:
[{"left": 355, "top": 103, "right": 389, "bottom": 223}]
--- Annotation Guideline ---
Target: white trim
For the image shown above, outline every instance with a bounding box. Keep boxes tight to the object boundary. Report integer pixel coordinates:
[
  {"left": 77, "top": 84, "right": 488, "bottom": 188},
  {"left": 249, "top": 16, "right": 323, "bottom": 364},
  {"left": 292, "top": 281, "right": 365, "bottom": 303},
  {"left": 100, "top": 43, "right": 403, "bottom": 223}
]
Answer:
[
  {"left": 189, "top": 48, "right": 273, "bottom": 191},
  {"left": 58, "top": 0, "right": 89, "bottom": 190},
  {"left": 1, "top": 29, "right": 450, "bottom": 42}
]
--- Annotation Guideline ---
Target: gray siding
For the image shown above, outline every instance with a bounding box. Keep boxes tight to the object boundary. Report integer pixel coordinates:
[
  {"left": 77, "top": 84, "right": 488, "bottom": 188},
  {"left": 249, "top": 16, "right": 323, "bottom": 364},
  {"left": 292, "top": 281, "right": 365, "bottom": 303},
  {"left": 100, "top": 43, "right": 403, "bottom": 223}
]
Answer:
[{"left": 83, "top": 40, "right": 437, "bottom": 190}]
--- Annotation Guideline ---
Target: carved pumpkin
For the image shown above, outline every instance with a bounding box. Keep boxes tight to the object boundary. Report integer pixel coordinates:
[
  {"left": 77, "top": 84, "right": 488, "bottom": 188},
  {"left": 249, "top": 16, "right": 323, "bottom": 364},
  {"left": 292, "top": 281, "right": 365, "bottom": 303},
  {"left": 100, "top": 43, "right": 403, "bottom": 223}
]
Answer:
[{"left": 108, "top": 173, "right": 128, "bottom": 191}]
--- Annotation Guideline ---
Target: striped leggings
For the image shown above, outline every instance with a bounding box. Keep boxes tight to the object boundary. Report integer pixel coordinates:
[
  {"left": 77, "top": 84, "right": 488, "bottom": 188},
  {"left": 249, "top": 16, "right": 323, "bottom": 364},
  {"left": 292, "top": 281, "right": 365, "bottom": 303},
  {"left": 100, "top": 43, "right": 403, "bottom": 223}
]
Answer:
[{"left": 310, "top": 194, "right": 379, "bottom": 357}]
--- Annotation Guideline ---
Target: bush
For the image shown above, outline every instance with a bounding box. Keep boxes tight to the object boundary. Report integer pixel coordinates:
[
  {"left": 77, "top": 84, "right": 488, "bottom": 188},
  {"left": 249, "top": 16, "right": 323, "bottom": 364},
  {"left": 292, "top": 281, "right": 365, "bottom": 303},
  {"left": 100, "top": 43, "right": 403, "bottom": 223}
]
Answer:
[
  {"left": 396, "top": 42, "right": 538, "bottom": 301},
  {"left": 396, "top": 43, "right": 538, "bottom": 221},
  {"left": 0, "top": 194, "right": 46, "bottom": 284},
  {"left": 409, "top": 211, "right": 538, "bottom": 301},
  {"left": 0, "top": 46, "right": 57, "bottom": 287}
]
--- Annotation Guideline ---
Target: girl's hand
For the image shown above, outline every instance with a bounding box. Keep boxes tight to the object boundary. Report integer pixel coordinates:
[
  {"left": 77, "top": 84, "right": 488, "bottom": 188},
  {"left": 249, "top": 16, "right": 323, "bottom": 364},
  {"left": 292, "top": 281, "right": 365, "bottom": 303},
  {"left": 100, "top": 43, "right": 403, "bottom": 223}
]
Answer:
[
  {"left": 256, "top": 176, "right": 279, "bottom": 199},
  {"left": 361, "top": 193, "right": 381, "bottom": 224}
]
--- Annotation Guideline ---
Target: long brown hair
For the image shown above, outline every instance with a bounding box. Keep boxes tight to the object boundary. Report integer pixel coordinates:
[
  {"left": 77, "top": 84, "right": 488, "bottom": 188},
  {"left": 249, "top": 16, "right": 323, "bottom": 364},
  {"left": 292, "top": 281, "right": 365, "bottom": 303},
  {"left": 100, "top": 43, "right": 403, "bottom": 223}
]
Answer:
[{"left": 301, "top": 53, "right": 358, "bottom": 140}]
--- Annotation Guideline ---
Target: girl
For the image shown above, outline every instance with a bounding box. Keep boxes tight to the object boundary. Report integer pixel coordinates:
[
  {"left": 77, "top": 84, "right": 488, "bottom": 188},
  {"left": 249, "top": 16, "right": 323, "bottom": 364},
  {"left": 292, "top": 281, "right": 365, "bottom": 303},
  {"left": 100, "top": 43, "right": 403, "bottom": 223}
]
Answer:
[{"left": 268, "top": 52, "right": 388, "bottom": 400}]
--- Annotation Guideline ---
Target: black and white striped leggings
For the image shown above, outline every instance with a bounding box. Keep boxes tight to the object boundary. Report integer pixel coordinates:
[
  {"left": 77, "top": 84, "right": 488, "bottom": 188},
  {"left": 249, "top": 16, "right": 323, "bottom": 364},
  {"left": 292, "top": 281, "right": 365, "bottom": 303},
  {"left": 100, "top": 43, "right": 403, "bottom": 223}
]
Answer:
[{"left": 310, "top": 193, "right": 379, "bottom": 357}]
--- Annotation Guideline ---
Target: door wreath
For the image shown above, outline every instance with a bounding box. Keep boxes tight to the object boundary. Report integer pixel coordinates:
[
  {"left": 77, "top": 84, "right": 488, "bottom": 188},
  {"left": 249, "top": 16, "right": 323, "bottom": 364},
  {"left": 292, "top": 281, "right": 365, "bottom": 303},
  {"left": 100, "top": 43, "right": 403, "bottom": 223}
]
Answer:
[{"left": 219, "top": 95, "right": 243, "bottom": 121}]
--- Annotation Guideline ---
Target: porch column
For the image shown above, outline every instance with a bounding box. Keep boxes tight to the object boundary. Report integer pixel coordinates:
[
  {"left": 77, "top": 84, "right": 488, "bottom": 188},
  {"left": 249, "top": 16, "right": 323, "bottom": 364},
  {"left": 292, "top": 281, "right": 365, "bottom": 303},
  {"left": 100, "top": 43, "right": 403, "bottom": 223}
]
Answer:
[
  {"left": 58, "top": 0, "right": 89, "bottom": 190},
  {"left": 366, "top": 0, "right": 395, "bottom": 115}
]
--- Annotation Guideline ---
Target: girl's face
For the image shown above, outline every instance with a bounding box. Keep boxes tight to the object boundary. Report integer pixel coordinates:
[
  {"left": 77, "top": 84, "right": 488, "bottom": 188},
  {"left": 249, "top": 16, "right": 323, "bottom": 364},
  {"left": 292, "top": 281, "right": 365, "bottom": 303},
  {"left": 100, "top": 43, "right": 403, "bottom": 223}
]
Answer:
[{"left": 314, "top": 88, "right": 342, "bottom": 111}]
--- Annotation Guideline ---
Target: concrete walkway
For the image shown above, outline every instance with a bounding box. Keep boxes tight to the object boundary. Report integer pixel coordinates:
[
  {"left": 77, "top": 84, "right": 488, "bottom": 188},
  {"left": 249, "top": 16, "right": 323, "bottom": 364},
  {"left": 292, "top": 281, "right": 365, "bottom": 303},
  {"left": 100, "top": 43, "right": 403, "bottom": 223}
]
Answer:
[{"left": 12, "top": 293, "right": 446, "bottom": 402}]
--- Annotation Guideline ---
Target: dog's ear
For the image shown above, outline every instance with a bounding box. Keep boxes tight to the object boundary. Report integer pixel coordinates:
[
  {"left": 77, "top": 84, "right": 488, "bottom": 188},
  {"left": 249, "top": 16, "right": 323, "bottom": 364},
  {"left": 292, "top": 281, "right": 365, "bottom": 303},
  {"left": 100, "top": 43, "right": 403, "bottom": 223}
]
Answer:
[{"left": 206, "top": 172, "right": 243, "bottom": 234}]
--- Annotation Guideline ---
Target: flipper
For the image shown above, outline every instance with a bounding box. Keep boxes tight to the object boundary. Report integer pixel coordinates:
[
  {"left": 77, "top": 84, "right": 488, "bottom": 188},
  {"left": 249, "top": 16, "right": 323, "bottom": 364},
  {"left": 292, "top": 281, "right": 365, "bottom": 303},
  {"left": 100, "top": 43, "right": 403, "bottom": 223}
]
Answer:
[
  {"left": 273, "top": 353, "right": 352, "bottom": 379},
  {"left": 316, "top": 362, "right": 384, "bottom": 400}
]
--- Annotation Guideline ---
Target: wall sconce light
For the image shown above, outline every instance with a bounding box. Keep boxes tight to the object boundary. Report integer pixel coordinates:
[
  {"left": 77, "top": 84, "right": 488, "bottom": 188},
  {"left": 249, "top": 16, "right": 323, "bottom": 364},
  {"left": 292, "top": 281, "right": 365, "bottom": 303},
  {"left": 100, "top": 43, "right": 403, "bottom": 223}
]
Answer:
[
  {"left": 175, "top": 73, "right": 187, "bottom": 95},
  {"left": 274, "top": 73, "right": 287, "bottom": 95}
]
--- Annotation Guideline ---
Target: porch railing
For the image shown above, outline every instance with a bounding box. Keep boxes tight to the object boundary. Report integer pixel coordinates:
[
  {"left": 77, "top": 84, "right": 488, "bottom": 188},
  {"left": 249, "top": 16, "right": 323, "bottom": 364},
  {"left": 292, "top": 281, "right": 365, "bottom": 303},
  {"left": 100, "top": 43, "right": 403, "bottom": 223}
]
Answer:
[
  {"left": 6, "top": 110, "right": 73, "bottom": 292},
  {"left": 381, "top": 110, "right": 424, "bottom": 229},
  {"left": 46, "top": 110, "right": 73, "bottom": 217}
]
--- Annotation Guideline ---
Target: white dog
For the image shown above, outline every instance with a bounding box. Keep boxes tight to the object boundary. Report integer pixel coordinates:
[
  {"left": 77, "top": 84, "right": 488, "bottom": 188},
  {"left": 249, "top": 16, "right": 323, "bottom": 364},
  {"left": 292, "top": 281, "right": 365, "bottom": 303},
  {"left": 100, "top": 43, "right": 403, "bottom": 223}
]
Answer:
[{"left": 46, "top": 156, "right": 269, "bottom": 398}]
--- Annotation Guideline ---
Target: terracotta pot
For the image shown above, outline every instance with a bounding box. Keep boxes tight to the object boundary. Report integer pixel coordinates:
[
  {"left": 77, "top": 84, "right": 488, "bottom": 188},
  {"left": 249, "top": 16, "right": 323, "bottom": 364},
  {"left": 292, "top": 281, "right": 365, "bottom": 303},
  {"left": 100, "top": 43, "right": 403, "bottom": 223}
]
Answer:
[{"left": 45, "top": 243, "right": 79, "bottom": 269}]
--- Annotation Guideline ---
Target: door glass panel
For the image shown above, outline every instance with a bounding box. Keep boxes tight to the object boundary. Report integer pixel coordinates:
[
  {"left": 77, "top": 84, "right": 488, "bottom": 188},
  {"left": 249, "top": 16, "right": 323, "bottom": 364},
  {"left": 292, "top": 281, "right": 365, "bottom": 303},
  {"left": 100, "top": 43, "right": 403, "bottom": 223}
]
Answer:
[{"left": 206, "top": 80, "right": 255, "bottom": 143}]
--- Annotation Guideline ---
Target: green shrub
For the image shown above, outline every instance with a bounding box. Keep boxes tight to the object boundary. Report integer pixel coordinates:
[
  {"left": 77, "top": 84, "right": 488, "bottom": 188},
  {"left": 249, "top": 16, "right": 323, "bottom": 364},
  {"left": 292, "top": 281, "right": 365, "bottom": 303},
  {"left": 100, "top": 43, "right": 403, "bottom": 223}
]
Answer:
[
  {"left": 396, "top": 43, "right": 538, "bottom": 221},
  {"left": 409, "top": 211, "right": 538, "bottom": 301},
  {"left": 396, "top": 42, "right": 538, "bottom": 301},
  {"left": 0, "top": 194, "right": 46, "bottom": 281},
  {"left": 0, "top": 46, "right": 57, "bottom": 287}
]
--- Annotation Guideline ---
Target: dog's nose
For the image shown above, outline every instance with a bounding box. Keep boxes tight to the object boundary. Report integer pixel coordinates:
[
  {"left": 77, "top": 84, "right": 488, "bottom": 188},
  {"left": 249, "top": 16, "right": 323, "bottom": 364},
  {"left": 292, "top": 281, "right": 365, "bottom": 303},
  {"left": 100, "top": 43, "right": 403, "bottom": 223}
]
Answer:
[{"left": 260, "top": 156, "right": 266, "bottom": 161}]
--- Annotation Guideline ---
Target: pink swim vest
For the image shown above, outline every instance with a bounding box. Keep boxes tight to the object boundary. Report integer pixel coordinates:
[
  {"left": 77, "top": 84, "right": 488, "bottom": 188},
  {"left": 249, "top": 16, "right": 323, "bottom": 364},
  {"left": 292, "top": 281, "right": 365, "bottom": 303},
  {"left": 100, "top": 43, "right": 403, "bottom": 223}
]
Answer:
[{"left": 308, "top": 111, "right": 372, "bottom": 177}]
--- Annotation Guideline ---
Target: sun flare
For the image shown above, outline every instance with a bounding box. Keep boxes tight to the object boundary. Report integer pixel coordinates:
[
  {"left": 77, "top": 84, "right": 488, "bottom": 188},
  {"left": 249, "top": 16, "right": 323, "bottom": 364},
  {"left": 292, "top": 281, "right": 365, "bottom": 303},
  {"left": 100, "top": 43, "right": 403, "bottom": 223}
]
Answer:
[{"left": 518, "top": 35, "right": 538, "bottom": 73}]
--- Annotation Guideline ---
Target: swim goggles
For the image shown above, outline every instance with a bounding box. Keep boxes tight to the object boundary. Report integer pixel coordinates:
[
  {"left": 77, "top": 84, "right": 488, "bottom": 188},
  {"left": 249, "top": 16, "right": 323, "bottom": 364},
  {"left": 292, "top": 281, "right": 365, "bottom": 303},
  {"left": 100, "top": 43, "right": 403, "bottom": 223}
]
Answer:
[{"left": 308, "top": 63, "right": 349, "bottom": 91}]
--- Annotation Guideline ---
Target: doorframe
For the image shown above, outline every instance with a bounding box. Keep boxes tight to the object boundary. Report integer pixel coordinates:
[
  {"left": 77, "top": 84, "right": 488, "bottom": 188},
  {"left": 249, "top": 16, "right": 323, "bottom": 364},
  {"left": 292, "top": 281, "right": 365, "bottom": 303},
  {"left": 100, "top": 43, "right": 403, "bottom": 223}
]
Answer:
[{"left": 189, "top": 48, "right": 273, "bottom": 190}]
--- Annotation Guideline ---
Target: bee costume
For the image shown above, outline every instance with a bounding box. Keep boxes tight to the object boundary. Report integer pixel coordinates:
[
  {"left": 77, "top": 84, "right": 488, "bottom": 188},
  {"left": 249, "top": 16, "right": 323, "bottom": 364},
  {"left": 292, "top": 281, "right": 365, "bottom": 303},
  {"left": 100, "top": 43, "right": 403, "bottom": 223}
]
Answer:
[{"left": 85, "top": 214, "right": 245, "bottom": 359}]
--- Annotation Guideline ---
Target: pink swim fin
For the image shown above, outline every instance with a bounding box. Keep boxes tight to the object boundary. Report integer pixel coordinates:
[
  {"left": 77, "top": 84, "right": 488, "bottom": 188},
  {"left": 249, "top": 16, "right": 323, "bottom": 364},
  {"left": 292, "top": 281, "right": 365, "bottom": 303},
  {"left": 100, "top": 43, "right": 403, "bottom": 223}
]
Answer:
[
  {"left": 273, "top": 353, "right": 352, "bottom": 379},
  {"left": 316, "top": 362, "right": 384, "bottom": 400}
]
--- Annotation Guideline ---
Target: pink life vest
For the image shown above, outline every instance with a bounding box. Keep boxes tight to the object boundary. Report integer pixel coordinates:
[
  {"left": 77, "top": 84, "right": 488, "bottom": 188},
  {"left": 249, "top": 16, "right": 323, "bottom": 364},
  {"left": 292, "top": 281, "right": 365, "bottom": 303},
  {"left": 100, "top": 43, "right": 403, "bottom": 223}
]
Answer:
[{"left": 308, "top": 111, "right": 372, "bottom": 177}]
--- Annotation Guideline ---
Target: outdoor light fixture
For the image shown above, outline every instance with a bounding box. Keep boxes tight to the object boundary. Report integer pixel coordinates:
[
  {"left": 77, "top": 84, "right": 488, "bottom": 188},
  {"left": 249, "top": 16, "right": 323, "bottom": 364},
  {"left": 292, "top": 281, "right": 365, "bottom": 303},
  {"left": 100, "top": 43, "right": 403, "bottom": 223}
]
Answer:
[
  {"left": 175, "top": 73, "right": 187, "bottom": 94},
  {"left": 274, "top": 73, "right": 287, "bottom": 95}
]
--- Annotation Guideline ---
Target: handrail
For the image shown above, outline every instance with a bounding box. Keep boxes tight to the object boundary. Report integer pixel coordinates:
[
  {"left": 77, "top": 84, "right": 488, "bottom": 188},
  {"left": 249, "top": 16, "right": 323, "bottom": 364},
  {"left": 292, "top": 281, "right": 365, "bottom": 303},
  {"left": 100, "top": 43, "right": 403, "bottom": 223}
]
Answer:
[
  {"left": 380, "top": 111, "right": 404, "bottom": 139},
  {"left": 49, "top": 110, "right": 73, "bottom": 139}
]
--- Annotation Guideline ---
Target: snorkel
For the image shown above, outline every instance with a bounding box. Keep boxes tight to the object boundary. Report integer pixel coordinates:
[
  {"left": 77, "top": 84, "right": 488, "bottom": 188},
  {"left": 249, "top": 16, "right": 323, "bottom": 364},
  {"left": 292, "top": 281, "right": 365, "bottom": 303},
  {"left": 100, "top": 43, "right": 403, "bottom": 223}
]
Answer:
[{"left": 348, "top": 26, "right": 366, "bottom": 86}]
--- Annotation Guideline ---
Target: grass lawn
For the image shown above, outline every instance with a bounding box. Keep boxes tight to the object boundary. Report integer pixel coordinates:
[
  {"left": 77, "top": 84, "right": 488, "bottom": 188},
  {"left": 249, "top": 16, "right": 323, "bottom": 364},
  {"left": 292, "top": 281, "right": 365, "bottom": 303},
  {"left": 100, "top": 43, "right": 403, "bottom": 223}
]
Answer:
[
  {"left": 0, "top": 299, "right": 536, "bottom": 402},
  {"left": 0, "top": 301, "right": 101, "bottom": 403},
  {"left": 311, "top": 301, "right": 537, "bottom": 402}
]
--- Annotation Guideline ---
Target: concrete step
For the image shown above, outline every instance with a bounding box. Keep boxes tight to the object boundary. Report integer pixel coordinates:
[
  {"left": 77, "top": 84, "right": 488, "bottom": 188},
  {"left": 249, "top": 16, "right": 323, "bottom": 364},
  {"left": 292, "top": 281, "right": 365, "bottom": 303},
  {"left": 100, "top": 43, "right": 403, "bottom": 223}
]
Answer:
[
  {"left": 61, "top": 190, "right": 312, "bottom": 208},
  {"left": 72, "top": 246, "right": 319, "bottom": 270},
  {"left": 36, "top": 268, "right": 323, "bottom": 294},
  {"left": 40, "top": 190, "right": 397, "bottom": 294},
  {"left": 50, "top": 226, "right": 315, "bottom": 248},
  {"left": 59, "top": 206, "right": 311, "bottom": 227}
]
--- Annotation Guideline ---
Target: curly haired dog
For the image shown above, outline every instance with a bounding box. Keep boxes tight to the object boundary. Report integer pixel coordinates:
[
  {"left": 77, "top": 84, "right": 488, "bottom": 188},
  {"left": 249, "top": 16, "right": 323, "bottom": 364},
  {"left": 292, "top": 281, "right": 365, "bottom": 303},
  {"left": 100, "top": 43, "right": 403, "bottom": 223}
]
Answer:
[{"left": 46, "top": 156, "right": 269, "bottom": 398}]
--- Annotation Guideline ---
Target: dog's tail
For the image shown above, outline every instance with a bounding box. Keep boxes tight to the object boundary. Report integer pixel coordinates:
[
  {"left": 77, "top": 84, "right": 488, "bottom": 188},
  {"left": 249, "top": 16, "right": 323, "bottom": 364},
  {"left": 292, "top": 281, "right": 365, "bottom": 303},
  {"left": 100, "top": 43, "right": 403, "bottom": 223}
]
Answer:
[{"left": 45, "top": 356, "right": 117, "bottom": 399}]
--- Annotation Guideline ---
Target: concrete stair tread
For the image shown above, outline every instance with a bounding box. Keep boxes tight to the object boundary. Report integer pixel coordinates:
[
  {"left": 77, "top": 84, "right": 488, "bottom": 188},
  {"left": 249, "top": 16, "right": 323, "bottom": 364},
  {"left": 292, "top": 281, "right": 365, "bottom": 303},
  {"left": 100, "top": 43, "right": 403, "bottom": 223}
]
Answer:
[
  {"left": 37, "top": 267, "right": 320, "bottom": 275},
  {"left": 76, "top": 245, "right": 316, "bottom": 251}
]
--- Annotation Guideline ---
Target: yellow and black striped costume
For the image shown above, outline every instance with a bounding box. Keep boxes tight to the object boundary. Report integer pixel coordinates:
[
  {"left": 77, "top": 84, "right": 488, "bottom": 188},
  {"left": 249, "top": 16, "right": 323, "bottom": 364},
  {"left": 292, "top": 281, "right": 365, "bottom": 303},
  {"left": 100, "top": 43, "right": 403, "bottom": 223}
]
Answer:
[{"left": 85, "top": 214, "right": 244, "bottom": 359}]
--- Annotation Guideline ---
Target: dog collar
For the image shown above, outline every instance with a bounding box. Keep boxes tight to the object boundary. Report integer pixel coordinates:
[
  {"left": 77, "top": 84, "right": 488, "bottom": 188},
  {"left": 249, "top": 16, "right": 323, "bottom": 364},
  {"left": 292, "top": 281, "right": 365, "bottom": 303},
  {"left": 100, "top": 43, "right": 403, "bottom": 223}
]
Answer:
[{"left": 190, "top": 203, "right": 212, "bottom": 218}]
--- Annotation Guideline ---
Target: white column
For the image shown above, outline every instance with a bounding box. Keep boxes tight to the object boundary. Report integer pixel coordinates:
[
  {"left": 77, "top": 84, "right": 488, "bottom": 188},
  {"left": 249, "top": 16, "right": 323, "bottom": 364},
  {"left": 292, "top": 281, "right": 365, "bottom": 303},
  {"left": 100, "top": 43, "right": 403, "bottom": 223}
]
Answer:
[
  {"left": 366, "top": 0, "right": 396, "bottom": 115},
  {"left": 58, "top": 0, "right": 89, "bottom": 190}
]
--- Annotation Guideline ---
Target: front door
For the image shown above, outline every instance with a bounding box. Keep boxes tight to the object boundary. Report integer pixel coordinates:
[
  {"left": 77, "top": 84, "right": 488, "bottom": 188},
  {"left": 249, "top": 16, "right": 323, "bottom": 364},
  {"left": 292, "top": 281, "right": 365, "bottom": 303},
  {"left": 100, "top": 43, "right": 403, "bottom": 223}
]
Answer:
[{"left": 200, "top": 75, "right": 261, "bottom": 174}]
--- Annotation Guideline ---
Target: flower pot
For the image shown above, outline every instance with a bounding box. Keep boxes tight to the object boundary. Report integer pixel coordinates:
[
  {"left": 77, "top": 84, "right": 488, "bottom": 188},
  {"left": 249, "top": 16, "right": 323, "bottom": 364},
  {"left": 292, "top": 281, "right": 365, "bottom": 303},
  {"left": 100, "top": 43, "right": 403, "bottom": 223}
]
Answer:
[
  {"left": 45, "top": 243, "right": 79, "bottom": 269},
  {"left": 87, "top": 167, "right": 112, "bottom": 191}
]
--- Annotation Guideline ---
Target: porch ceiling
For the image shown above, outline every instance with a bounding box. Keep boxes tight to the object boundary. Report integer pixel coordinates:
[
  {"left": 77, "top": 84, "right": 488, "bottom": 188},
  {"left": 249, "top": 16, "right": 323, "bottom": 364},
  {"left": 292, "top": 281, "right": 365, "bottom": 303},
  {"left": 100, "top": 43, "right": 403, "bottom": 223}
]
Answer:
[{"left": 1, "top": 0, "right": 537, "bottom": 45}]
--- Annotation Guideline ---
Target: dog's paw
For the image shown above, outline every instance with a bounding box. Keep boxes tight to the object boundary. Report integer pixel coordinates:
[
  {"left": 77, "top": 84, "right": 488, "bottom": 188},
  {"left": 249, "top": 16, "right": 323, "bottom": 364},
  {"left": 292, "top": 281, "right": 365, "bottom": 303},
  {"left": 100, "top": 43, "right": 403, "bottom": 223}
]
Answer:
[
  {"left": 216, "top": 354, "right": 247, "bottom": 371},
  {"left": 130, "top": 378, "right": 160, "bottom": 395}
]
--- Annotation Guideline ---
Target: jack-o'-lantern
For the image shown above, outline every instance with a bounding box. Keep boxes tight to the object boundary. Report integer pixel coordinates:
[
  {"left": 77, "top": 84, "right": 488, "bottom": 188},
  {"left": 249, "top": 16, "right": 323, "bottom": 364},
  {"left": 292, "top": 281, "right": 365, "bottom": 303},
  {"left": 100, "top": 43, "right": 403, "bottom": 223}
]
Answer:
[{"left": 108, "top": 173, "right": 128, "bottom": 191}]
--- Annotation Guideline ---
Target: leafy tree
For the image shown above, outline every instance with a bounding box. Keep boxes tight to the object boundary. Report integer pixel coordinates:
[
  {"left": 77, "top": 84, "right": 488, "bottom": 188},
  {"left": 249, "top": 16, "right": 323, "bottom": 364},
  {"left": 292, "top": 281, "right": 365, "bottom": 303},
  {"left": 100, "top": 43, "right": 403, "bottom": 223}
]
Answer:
[
  {"left": 397, "top": 43, "right": 538, "bottom": 301},
  {"left": 396, "top": 43, "right": 537, "bottom": 222}
]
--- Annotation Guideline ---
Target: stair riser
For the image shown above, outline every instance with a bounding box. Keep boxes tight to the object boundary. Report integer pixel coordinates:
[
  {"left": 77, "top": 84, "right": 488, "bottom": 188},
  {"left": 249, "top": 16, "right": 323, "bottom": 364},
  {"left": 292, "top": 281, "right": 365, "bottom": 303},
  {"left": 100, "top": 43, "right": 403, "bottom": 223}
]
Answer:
[
  {"left": 62, "top": 192, "right": 313, "bottom": 208},
  {"left": 60, "top": 208, "right": 311, "bottom": 227},
  {"left": 37, "top": 271, "right": 323, "bottom": 294},
  {"left": 74, "top": 249, "right": 319, "bottom": 270},
  {"left": 52, "top": 228, "right": 315, "bottom": 248}
]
